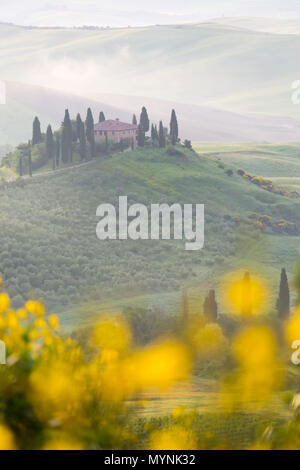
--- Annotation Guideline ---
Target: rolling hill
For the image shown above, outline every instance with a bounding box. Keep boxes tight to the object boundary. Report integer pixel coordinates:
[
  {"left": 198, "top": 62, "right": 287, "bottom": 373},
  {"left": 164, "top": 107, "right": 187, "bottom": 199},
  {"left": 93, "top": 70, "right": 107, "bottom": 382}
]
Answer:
[
  {"left": 209, "top": 17, "right": 300, "bottom": 35},
  {"left": 0, "top": 82, "right": 132, "bottom": 146},
  {"left": 2, "top": 81, "right": 300, "bottom": 147},
  {"left": 193, "top": 142, "right": 300, "bottom": 191},
  {"left": 1, "top": 21, "right": 300, "bottom": 147},
  {"left": 1, "top": 145, "right": 300, "bottom": 329}
]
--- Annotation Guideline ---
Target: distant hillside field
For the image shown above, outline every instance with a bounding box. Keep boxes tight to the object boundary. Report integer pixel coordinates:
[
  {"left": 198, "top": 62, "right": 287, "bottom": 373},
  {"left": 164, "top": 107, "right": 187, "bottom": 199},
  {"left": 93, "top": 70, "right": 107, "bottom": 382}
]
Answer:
[
  {"left": 193, "top": 142, "right": 300, "bottom": 191},
  {"left": 1, "top": 22, "right": 300, "bottom": 146},
  {"left": 0, "top": 146, "right": 300, "bottom": 329},
  {"left": 209, "top": 17, "right": 300, "bottom": 35},
  {"left": 2, "top": 82, "right": 300, "bottom": 147}
]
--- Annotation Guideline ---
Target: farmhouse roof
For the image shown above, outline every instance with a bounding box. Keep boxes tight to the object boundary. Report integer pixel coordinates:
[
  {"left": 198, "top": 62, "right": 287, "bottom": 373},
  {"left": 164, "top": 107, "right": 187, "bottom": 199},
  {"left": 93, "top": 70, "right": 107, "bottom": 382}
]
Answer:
[{"left": 94, "top": 119, "right": 138, "bottom": 132}]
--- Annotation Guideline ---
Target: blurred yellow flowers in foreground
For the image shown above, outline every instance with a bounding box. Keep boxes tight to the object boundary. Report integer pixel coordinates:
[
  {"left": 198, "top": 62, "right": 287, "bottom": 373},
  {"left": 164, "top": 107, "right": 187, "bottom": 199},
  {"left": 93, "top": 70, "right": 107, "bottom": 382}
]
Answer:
[
  {"left": 224, "top": 271, "right": 268, "bottom": 316},
  {"left": 286, "top": 307, "right": 300, "bottom": 344},
  {"left": 222, "top": 326, "right": 283, "bottom": 409},
  {"left": 0, "top": 265, "right": 298, "bottom": 450},
  {"left": 149, "top": 425, "right": 197, "bottom": 450}
]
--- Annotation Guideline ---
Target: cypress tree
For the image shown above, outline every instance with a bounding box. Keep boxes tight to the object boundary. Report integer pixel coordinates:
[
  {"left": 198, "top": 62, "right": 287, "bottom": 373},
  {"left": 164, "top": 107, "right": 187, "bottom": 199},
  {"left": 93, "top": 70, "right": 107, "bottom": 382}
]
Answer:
[
  {"left": 170, "top": 109, "right": 179, "bottom": 145},
  {"left": 277, "top": 268, "right": 290, "bottom": 320},
  {"left": 137, "top": 125, "right": 145, "bottom": 147},
  {"left": 56, "top": 134, "right": 60, "bottom": 167},
  {"left": 79, "top": 121, "right": 87, "bottom": 161},
  {"left": 63, "top": 109, "right": 72, "bottom": 163},
  {"left": 132, "top": 114, "right": 137, "bottom": 125},
  {"left": 86, "top": 108, "right": 95, "bottom": 159},
  {"left": 46, "top": 125, "right": 55, "bottom": 161},
  {"left": 76, "top": 113, "right": 82, "bottom": 140},
  {"left": 32, "top": 117, "right": 42, "bottom": 146},
  {"left": 151, "top": 124, "right": 159, "bottom": 144},
  {"left": 158, "top": 121, "right": 166, "bottom": 148},
  {"left": 139, "top": 107, "right": 150, "bottom": 133},
  {"left": 151, "top": 124, "right": 155, "bottom": 140},
  {"left": 203, "top": 290, "right": 218, "bottom": 323},
  {"left": 99, "top": 111, "right": 105, "bottom": 123},
  {"left": 61, "top": 125, "right": 69, "bottom": 164}
]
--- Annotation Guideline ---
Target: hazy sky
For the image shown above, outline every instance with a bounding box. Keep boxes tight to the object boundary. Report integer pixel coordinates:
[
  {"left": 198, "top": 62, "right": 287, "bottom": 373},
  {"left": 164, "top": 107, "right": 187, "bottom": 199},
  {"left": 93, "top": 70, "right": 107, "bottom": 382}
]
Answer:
[{"left": 2, "top": 0, "right": 300, "bottom": 27}]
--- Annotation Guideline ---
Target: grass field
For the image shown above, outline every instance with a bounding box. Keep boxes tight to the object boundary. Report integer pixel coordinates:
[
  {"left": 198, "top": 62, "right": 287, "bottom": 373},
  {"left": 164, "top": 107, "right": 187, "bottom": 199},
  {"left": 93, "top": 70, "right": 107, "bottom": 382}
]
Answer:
[
  {"left": 194, "top": 142, "right": 300, "bottom": 190},
  {"left": 1, "top": 144, "right": 300, "bottom": 330}
]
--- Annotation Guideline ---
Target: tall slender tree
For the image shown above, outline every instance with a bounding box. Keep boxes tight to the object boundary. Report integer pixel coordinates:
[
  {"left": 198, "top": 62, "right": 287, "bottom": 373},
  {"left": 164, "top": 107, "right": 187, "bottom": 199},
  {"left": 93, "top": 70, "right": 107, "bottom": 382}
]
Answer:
[
  {"left": 99, "top": 111, "right": 105, "bottom": 123},
  {"left": 277, "top": 268, "right": 290, "bottom": 320},
  {"left": 55, "top": 135, "right": 60, "bottom": 168},
  {"left": 137, "top": 125, "right": 145, "bottom": 147},
  {"left": 76, "top": 113, "right": 82, "bottom": 140},
  {"left": 203, "top": 290, "right": 218, "bottom": 323},
  {"left": 79, "top": 121, "right": 87, "bottom": 161},
  {"left": 151, "top": 124, "right": 155, "bottom": 140},
  {"left": 158, "top": 121, "right": 166, "bottom": 148},
  {"left": 32, "top": 117, "right": 42, "bottom": 146},
  {"left": 151, "top": 124, "right": 159, "bottom": 144},
  {"left": 139, "top": 107, "right": 150, "bottom": 133},
  {"left": 61, "top": 125, "right": 69, "bottom": 164},
  {"left": 170, "top": 109, "right": 179, "bottom": 145},
  {"left": 132, "top": 114, "right": 137, "bottom": 125},
  {"left": 62, "top": 109, "right": 72, "bottom": 162},
  {"left": 86, "top": 108, "right": 95, "bottom": 159},
  {"left": 46, "top": 125, "right": 55, "bottom": 161}
]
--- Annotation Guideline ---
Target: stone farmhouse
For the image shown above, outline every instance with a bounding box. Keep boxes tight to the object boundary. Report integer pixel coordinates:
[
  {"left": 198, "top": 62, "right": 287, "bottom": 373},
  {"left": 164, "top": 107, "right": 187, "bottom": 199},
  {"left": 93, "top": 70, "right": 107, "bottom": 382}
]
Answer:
[{"left": 94, "top": 119, "right": 138, "bottom": 146}]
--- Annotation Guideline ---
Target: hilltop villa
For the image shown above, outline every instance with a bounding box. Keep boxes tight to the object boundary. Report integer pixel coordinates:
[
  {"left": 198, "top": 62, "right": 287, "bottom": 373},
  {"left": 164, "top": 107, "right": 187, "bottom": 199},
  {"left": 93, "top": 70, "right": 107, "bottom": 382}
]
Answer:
[{"left": 94, "top": 119, "right": 138, "bottom": 146}]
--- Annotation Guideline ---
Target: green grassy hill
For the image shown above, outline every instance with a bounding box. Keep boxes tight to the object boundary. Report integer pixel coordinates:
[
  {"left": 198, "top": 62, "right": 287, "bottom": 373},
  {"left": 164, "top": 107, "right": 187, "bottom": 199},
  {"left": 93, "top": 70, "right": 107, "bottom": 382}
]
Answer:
[
  {"left": 0, "top": 145, "right": 300, "bottom": 329},
  {"left": 193, "top": 142, "right": 300, "bottom": 191}
]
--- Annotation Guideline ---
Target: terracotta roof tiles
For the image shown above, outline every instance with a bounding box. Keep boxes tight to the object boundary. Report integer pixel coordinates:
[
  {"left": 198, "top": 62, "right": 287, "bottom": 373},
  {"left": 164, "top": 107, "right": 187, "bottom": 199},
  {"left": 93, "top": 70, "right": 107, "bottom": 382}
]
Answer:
[{"left": 94, "top": 119, "right": 138, "bottom": 132}]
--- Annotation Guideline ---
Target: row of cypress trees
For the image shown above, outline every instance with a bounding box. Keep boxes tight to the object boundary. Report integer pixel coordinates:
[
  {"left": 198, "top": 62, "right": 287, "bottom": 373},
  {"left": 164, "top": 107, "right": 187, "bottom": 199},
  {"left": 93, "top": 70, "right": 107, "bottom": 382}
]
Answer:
[
  {"left": 31, "top": 107, "right": 98, "bottom": 171},
  {"left": 27, "top": 106, "right": 179, "bottom": 175},
  {"left": 183, "top": 268, "right": 291, "bottom": 324},
  {"left": 135, "top": 107, "right": 179, "bottom": 148}
]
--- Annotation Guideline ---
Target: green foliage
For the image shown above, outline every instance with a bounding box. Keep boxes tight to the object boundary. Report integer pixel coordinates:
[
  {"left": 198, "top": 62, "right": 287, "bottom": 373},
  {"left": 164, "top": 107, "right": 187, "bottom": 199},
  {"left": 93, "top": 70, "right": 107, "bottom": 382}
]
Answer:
[
  {"left": 203, "top": 290, "right": 218, "bottom": 323},
  {"left": 32, "top": 117, "right": 42, "bottom": 146},
  {"left": 183, "top": 140, "right": 192, "bottom": 150},
  {"left": 85, "top": 108, "right": 95, "bottom": 159},
  {"left": 134, "top": 412, "right": 277, "bottom": 450},
  {"left": 139, "top": 107, "right": 150, "bottom": 133},
  {"left": 99, "top": 111, "right": 105, "bottom": 123},
  {"left": 61, "top": 110, "right": 72, "bottom": 164},
  {"left": 0, "top": 145, "right": 300, "bottom": 321},
  {"left": 137, "top": 125, "right": 145, "bottom": 147},
  {"left": 76, "top": 113, "right": 82, "bottom": 140},
  {"left": 276, "top": 268, "right": 290, "bottom": 320},
  {"left": 170, "top": 109, "right": 179, "bottom": 145},
  {"left": 159, "top": 121, "right": 166, "bottom": 148},
  {"left": 45, "top": 125, "right": 54, "bottom": 161},
  {"left": 124, "top": 306, "right": 178, "bottom": 346},
  {"left": 79, "top": 121, "right": 87, "bottom": 161}
]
